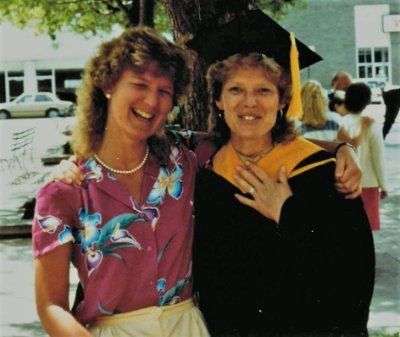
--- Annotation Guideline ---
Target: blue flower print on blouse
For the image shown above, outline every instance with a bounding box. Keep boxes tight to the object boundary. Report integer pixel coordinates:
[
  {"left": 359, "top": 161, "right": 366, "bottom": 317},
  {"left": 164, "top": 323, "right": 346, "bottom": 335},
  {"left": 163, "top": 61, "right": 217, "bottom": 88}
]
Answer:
[
  {"left": 74, "top": 210, "right": 145, "bottom": 275},
  {"left": 85, "top": 248, "right": 103, "bottom": 275},
  {"left": 84, "top": 158, "right": 103, "bottom": 182},
  {"left": 130, "top": 197, "right": 160, "bottom": 231},
  {"left": 107, "top": 171, "right": 117, "bottom": 181},
  {"left": 36, "top": 214, "right": 74, "bottom": 245},
  {"left": 58, "top": 225, "right": 74, "bottom": 244},
  {"left": 157, "top": 251, "right": 191, "bottom": 306},
  {"left": 97, "top": 213, "right": 145, "bottom": 259},
  {"left": 110, "top": 222, "right": 142, "bottom": 250},
  {"left": 75, "top": 208, "right": 102, "bottom": 254},
  {"left": 98, "top": 302, "right": 114, "bottom": 316},
  {"left": 147, "top": 164, "right": 183, "bottom": 205},
  {"left": 36, "top": 214, "right": 63, "bottom": 234},
  {"left": 159, "top": 278, "right": 189, "bottom": 306},
  {"left": 157, "top": 278, "right": 166, "bottom": 294}
]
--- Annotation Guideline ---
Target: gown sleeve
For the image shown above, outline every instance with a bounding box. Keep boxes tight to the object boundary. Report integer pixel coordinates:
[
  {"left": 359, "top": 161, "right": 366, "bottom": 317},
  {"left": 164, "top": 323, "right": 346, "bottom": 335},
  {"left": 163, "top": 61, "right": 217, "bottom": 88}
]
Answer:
[{"left": 278, "top": 159, "right": 375, "bottom": 333}]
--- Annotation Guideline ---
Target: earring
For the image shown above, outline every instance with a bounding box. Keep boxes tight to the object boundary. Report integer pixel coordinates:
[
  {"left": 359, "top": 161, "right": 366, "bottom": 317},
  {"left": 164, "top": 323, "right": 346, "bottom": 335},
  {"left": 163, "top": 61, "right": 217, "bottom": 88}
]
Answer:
[
  {"left": 278, "top": 109, "right": 284, "bottom": 119},
  {"left": 218, "top": 109, "right": 224, "bottom": 118},
  {"left": 105, "top": 93, "right": 111, "bottom": 99}
]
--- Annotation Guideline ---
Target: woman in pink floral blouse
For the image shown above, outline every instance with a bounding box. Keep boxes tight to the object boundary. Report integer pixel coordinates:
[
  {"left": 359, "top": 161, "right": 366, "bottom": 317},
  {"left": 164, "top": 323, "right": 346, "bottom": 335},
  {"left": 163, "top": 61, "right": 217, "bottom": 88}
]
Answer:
[{"left": 32, "top": 27, "right": 210, "bottom": 337}]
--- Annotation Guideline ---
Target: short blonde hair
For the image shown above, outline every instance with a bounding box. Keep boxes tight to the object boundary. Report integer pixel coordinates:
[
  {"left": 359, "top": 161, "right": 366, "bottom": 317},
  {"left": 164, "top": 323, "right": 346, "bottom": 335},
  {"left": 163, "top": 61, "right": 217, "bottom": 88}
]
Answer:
[{"left": 301, "top": 80, "right": 329, "bottom": 128}]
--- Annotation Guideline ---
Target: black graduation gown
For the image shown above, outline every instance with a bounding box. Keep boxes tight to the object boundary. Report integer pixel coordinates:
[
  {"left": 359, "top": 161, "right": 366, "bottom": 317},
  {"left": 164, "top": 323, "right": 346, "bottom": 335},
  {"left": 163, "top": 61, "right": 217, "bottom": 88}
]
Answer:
[{"left": 193, "top": 150, "right": 375, "bottom": 337}]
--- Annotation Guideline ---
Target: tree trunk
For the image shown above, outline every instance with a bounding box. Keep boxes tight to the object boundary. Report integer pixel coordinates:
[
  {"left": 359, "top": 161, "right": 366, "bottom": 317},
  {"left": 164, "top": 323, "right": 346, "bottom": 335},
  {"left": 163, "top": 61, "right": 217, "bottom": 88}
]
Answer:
[
  {"left": 162, "top": 0, "right": 256, "bottom": 131},
  {"left": 123, "top": 0, "right": 155, "bottom": 27},
  {"left": 162, "top": 0, "right": 208, "bottom": 131},
  {"left": 139, "top": 0, "right": 155, "bottom": 27}
]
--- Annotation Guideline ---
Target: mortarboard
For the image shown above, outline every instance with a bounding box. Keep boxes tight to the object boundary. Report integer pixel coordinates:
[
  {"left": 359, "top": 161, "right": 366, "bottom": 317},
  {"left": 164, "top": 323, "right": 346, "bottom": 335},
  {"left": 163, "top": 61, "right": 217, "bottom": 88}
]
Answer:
[{"left": 186, "top": 9, "right": 323, "bottom": 118}]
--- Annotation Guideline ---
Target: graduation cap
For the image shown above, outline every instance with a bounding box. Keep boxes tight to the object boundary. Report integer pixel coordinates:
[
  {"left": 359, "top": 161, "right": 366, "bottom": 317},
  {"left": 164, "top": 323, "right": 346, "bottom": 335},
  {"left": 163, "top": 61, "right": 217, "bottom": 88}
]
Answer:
[{"left": 186, "top": 9, "right": 323, "bottom": 118}]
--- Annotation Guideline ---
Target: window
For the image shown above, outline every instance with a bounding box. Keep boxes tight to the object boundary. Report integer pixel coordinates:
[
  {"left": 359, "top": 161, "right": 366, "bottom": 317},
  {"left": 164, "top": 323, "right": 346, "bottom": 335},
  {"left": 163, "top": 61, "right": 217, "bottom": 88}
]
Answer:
[
  {"left": 38, "top": 78, "right": 52, "bottom": 92},
  {"left": 36, "top": 70, "right": 52, "bottom": 76},
  {"left": 17, "top": 94, "right": 33, "bottom": 103},
  {"left": 8, "top": 71, "right": 23, "bottom": 77},
  {"left": 0, "top": 73, "right": 5, "bottom": 102},
  {"left": 55, "top": 69, "right": 82, "bottom": 102},
  {"left": 357, "top": 47, "right": 390, "bottom": 81},
  {"left": 36, "top": 68, "right": 55, "bottom": 95},
  {"left": 7, "top": 71, "right": 24, "bottom": 101},
  {"left": 35, "top": 94, "right": 52, "bottom": 102}
]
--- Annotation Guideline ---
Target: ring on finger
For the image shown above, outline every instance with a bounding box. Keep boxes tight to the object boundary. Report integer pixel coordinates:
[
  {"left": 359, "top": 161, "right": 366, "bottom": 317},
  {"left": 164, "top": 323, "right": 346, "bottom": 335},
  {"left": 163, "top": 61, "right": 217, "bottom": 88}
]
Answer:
[{"left": 248, "top": 186, "right": 255, "bottom": 195}]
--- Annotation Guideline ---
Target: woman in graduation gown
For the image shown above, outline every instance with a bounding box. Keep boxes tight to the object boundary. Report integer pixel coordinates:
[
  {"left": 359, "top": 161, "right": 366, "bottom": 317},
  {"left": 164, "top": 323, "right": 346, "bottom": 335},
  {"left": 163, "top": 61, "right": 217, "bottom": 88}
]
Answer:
[
  {"left": 191, "top": 13, "right": 375, "bottom": 337},
  {"left": 51, "top": 10, "right": 372, "bottom": 337}
]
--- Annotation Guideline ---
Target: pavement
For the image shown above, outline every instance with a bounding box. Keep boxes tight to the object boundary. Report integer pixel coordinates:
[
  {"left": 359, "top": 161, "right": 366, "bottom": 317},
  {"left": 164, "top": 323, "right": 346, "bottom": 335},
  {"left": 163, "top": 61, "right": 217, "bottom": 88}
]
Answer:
[{"left": 0, "top": 106, "right": 399, "bottom": 336}]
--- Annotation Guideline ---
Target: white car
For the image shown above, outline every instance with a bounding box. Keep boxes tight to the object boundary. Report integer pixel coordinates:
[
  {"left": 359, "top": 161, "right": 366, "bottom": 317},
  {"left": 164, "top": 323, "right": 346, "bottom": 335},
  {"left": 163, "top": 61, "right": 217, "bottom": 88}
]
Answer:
[{"left": 0, "top": 92, "right": 75, "bottom": 119}]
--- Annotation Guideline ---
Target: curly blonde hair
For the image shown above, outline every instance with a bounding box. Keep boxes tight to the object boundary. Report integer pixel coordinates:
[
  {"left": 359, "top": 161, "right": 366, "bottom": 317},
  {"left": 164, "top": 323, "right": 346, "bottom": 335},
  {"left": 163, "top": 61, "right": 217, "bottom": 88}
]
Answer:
[
  {"left": 206, "top": 53, "right": 295, "bottom": 148},
  {"left": 71, "top": 27, "right": 193, "bottom": 160},
  {"left": 300, "top": 80, "right": 329, "bottom": 128}
]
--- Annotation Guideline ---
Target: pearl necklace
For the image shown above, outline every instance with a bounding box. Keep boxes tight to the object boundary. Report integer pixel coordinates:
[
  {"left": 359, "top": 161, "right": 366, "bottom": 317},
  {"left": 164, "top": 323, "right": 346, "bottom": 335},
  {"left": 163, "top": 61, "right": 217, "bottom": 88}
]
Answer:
[
  {"left": 94, "top": 147, "right": 149, "bottom": 175},
  {"left": 232, "top": 142, "right": 275, "bottom": 163}
]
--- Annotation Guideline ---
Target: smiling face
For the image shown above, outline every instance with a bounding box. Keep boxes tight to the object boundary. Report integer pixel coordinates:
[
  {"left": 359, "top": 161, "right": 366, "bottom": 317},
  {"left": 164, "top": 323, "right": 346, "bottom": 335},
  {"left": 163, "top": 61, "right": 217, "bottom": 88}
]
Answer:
[
  {"left": 105, "top": 63, "right": 174, "bottom": 143},
  {"left": 216, "top": 67, "right": 284, "bottom": 145}
]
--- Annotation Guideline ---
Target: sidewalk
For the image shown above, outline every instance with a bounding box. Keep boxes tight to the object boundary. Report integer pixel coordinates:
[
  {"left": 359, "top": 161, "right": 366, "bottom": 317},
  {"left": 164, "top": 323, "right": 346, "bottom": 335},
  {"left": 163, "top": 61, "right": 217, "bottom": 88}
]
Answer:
[
  {"left": 368, "top": 127, "right": 400, "bottom": 333},
  {"left": 0, "top": 108, "right": 399, "bottom": 336}
]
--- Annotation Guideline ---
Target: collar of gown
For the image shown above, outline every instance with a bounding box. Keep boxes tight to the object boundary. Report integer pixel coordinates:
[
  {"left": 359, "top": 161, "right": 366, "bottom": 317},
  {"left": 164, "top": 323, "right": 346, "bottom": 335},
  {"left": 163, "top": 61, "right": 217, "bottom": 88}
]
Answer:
[{"left": 212, "top": 137, "right": 331, "bottom": 187}]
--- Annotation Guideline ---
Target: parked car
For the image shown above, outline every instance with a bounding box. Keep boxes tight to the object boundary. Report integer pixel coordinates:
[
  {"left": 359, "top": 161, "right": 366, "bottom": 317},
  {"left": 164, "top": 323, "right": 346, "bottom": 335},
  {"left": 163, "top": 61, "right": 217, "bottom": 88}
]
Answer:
[{"left": 0, "top": 92, "right": 75, "bottom": 119}]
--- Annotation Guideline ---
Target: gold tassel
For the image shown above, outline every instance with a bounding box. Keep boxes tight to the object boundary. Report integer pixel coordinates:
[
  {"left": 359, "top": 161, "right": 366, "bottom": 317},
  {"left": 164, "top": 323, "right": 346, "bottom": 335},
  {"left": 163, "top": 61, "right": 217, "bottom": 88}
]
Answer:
[{"left": 286, "top": 33, "right": 303, "bottom": 119}]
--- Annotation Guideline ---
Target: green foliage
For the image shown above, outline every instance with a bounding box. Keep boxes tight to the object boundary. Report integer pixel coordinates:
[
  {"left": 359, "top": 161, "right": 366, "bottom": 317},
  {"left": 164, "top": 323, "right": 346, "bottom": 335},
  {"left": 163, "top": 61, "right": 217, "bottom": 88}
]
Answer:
[
  {"left": 0, "top": 0, "right": 126, "bottom": 38},
  {"left": 0, "top": 0, "right": 304, "bottom": 38},
  {"left": 154, "top": 1, "right": 170, "bottom": 32},
  {"left": 259, "top": 0, "right": 307, "bottom": 19}
]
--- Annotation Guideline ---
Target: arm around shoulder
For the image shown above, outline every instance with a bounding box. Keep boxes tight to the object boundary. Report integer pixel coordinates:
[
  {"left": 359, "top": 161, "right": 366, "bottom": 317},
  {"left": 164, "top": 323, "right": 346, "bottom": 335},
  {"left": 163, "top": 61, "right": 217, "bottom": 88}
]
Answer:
[{"left": 306, "top": 139, "right": 362, "bottom": 197}]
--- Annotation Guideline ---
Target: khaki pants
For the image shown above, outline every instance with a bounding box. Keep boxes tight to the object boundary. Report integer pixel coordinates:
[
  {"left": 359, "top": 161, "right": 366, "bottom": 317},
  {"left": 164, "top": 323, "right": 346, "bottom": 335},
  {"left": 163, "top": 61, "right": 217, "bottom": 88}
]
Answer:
[{"left": 89, "top": 299, "right": 210, "bottom": 337}]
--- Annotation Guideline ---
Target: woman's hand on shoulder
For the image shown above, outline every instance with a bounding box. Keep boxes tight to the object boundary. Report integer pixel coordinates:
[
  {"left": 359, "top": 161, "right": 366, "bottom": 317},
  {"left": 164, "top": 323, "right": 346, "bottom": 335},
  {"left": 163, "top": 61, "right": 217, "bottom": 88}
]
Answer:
[
  {"left": 335, "top": 144, "right": 362, "bottom": 199},
  {"left": 50, "top": 155, "right": 84, "bottom": 185},
  {"left": 233, "top": 163, "right": 292, "bottom": 223}
]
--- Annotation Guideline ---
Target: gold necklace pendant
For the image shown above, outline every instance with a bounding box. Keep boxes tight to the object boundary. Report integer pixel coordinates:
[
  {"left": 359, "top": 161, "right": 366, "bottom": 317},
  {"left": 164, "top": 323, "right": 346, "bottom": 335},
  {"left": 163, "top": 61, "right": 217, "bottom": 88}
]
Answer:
[
  {"left": 94, "top": 147, "right": 149, "bottom": 175},
  {"left": 232, "top": 142, "right": 275, "bottom": 163}
]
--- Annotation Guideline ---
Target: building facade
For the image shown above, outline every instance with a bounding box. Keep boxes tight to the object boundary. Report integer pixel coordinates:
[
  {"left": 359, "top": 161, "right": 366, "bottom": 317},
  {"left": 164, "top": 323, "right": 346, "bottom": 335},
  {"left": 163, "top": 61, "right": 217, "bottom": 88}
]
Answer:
[
  {"left": 0, "top": 21, "right": 120, "bottom": 103},
  {"left": 1, "top": 1, "right": 399, "bottom": 103},
  {"left": 279, "top": 0, "right": 400, "bottom": 89}
]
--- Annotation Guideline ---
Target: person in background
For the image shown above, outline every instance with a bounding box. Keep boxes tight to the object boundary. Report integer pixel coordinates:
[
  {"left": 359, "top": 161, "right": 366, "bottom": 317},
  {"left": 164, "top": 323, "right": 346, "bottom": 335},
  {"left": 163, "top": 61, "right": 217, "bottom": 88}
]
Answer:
[
  {"left": 326, "top": 88, "right": 372, "bottom": 148},
  {"left": 327, "top": 70, "right": 352, "bottom": 105},
  {"left": 189, "top": 10, "right": 374, "bottom": 337},
  {"left": 32, "top": 27, "right": 210, "bottom": 337},
  {"left": 329, "top": 89, "right": 346, "bottom": 115},
  {"left": 300, "top": 76, "right": 371, "bottom": 151},
  {"left": 299, "top": 79, "right": 343, "bottom": 141},
  {"left": 341, "top": 82, "right": 388, "bottom": 231},
  {"left": 382, "top": 87, "right": 400, "bottom": 139}
]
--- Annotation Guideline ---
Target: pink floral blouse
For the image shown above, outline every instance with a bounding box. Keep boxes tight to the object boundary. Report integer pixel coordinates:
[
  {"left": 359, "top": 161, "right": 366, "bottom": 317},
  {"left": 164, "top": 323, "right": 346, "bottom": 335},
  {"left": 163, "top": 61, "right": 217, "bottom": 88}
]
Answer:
[{"left": 32, "top": 131, "right": 212, "bottom": 325}]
